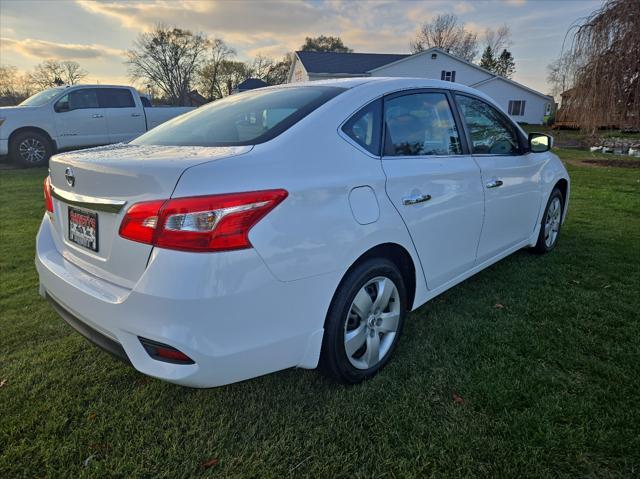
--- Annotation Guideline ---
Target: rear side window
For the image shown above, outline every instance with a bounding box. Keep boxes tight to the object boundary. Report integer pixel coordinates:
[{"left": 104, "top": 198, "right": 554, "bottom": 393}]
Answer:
[
  {"left": 132, "top": 86, "right": 344, "bottom": 147},
  {"left": 455, "top": 94, "right": 520, "bottom": 155},
  {"left": 342, "top": 99, "right": 382, "bottom": 155},
  {"left": 383, "top": 92, "right": 462, "bottom": 156},
  {"left": 98, "top": 88, "right": 135, "bottom": 108}
]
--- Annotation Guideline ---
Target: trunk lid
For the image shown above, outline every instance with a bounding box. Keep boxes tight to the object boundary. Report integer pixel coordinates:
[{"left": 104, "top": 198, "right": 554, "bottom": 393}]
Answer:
[{"left": 48, "top": 143, "right": 251, "bottom": 288}]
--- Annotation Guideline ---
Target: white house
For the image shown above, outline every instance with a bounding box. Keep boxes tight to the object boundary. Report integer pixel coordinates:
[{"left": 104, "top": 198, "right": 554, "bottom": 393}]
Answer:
[{"left": 288, "top": 48, "right": 553, "bottom": 125}]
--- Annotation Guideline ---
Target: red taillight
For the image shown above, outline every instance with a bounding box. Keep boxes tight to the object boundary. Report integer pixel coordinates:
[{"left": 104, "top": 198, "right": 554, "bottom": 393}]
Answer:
[
  {"left": 118, "top": 199, "right": 165, "bottom": 245},
  {"left": 44, "top": 177, "right": 54, "bottom": 213},
  {"left": 119, "top": 189, "right": 288, "bottom": 252}
]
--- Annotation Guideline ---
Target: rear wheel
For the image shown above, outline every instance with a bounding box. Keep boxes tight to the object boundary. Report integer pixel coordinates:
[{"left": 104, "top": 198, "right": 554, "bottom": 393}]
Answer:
[
  {"left": 10, "top": 130, "right": 53, "bottom": 167},
  {"left": 533, "top": 187, "right": 564, "bottom": 253},
  {"left": 320, "top": 258, "right": 407, "bottom": 384}
]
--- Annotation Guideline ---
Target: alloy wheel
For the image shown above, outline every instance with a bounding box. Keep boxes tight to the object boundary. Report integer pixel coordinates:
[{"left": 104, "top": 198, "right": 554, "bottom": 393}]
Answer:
[
  {"left": 544, "top": 196, "right": 562, "bottom": 248},
  {"left": 18, "top": 137, "right": 46, "bottom": 164},
  {"left": 344, "top": 276, "right": 401, "bottom": 370}
]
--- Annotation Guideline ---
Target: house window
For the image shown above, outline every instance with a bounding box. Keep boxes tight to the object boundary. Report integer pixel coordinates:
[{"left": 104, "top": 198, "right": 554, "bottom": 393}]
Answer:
[
  {"left": 431, "top": 53, "right": 438, "bottom": 60},
  {"left": 508, "top": 100, "right": 526, "bottom": 116},
  {"left": 440, "top": 70, "right": 456, "bottom": 82}
]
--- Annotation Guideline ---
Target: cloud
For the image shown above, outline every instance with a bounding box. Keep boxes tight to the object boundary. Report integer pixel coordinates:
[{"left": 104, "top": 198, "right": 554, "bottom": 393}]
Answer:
[
  {"left": 1, "top": 37, "right": 125, "bottom": 60},
  {"left": 75, "top": 0, "right": 331, "bottom": 36}
]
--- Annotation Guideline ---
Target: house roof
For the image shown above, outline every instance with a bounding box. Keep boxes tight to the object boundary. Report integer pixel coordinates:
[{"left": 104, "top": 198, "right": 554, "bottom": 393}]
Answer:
[
  {"left": 237, "top": 78, "right": 268, "bottom": 91},
  {"left": 294, "top": 47, "right": 553, "bottom": 102},
  {"left": 296, "top": 51, "right": 409, "bottom": 75}
]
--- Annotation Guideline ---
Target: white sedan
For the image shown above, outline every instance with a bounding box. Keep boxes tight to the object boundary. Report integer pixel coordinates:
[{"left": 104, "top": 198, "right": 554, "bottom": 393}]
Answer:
[{"left": 36, "top": 78, "right": 569, "bottom": 387}]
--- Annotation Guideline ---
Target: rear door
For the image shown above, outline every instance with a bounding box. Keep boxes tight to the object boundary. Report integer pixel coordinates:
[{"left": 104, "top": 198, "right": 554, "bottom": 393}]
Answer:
[
  {"left": 53, "top": 88, "right": 109, "bottom": 148},
  {"left": 99, "top": 88, "right": 146, "bottom": 143},
  {"left": 454, "top": 94, "right": 544, "bottom": 262},
  {"left": 381, "top": 90, "right": 484, "bottom": 290}
]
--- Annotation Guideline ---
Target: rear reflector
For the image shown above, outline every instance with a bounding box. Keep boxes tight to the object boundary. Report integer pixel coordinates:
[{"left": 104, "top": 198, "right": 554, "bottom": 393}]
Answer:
[
  {"left": 44, "top": 177, "right": 54, "bottom": 213},
  {"left": 119, "top": 189, "right": 288, "bottom": 252},
  {"left": 139, "top": 337, "right": 195, "bottom": 364}
]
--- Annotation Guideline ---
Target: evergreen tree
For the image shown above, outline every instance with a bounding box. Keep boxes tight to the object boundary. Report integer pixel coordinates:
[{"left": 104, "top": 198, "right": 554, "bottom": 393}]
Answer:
[
  {"left": 495, "top": 49, "right": 516, "bottom": 78},
  {"left": 479, "top": 46, "right": 496, "bottom": 71}
]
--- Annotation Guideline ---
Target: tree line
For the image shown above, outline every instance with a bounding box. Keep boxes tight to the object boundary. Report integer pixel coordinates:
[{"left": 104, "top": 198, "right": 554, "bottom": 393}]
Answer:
[{"left": 1, "top": 14, "right": 519, "bottom": 106}]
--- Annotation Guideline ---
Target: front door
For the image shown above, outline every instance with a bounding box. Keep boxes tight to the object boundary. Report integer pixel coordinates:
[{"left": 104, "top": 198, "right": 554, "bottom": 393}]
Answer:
[
  {"left": 53, "top": 88, "right": 109, "bottom": 148},
  {"left": 381, "top": 91, "right": 484, "bottom": 290},
  {"left": 455, "top": 94, "right": 544, "bottom": 262}
]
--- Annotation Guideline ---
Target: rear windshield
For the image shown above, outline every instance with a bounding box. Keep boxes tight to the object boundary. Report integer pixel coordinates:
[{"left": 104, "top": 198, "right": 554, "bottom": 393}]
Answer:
[{"left": 131, "top": 86, "right": 344, "bottom": 147}]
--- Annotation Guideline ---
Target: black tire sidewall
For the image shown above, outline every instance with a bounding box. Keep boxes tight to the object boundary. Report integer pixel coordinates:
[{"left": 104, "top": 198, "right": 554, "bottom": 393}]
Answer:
[
  {"left": 535, "top": 188, "right": 564, "bottom": 253},
  {"left": 321, "top": 258, "right": 407, "bottom": 384},
  {"left": 10, "top": 131, "right": 53, "bottom": 168}
]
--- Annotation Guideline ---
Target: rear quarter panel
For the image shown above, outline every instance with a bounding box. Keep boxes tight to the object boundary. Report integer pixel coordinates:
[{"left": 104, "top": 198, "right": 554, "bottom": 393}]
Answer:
[{"left": 172, "top": 87, "right": 428, "bottom": 306}]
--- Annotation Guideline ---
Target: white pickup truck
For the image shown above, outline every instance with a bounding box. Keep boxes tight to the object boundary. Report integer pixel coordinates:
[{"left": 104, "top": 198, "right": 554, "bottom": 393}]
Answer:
[{"left": 0, "top": 85, "right": 194, "bottom": 167}]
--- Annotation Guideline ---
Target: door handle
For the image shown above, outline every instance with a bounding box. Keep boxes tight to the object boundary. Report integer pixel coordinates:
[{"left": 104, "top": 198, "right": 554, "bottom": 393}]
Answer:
[
  {"left": 402, "top": 194, "right": 432, "bottom": 206},
  {"left": 486, "top": 179, "right": 504, "bottom": 189},
  {"left": 131, "top": 113, "right": 141, "bottom": 117},
  {"left": 92, "top": 114, "right": 104, "bottom": 118}
]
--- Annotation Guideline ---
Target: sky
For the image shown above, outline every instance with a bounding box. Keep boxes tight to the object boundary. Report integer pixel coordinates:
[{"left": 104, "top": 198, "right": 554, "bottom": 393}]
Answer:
[{"left": 0, "top": 0, "right": 603, "bottom": 96}]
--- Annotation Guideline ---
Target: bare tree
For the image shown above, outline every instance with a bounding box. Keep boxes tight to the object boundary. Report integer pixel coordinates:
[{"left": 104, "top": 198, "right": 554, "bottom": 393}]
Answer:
[
  {"left": 197, "top": 38, "right": 236, "bottom": 100},
  {"left": 0, "top": 65, "right": 35, "bottom": 105},
  {"left": 411, "top": 13, "right": 478, "bottom": 62},
  {"left": 28, "top": 60, "right": 87, "bottom": 89},
  {"left": 264, "top": 53, "right": 294, "bottom": 85},
  {"left": 217, "top": 60, "right": 253, "bottom": 96},
  {"left": 483, "top": 25, "right": 511, "bottom": 55},
  {"left": 561, "top": 0, "right": 639, "bottom": 130},
  {"left": 546, "top": 52, "right": 580, "bottom": 99},
  {"left": 251, "top": 54, "right": 275, "bottom": 80},
  {"left": 127, "top": 25, "right": 209, "bottom": 105}
]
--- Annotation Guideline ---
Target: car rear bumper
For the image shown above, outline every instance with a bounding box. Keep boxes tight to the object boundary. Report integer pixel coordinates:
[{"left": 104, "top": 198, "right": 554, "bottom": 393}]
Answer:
[{"left": 35, "top": 214, "right": 338, "bottom": 387}]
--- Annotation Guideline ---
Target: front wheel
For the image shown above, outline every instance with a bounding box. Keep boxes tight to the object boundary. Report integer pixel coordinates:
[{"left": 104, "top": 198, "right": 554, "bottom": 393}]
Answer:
[
  {"left": 533, "top": 187, "right": 564, "bottom": 254},
  {"left": 10, "top": 130, "right": 53, "bottom": 168},
  {"left": 320, "top": 258, "right": 407, "bottom": 384}
]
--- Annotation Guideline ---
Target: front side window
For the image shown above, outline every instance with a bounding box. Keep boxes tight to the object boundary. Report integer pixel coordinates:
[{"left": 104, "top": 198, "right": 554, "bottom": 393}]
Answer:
[
  {"left": 342, "top": 99, "right": 382, "bottom": 155},
  {"left": 98, "top": 88, "right": 135, "bottom": 108},
  {"left": 384, "top": 92, "right": 462, "bottom": 157},
  {"left": 456, "top": 94, "right": 520, "bottom": 155},
  {"left": 508, "top": 100, "right": 526, "bottom": 116},
  {"left": 132, "top": 86, "right": 344, "bottom": 147},
  {"left": 55, "top": 89, "right": 99, "bottom": 112}
]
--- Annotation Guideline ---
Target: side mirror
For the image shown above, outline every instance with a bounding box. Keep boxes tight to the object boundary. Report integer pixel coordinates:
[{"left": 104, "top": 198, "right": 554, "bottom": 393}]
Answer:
[
  {"left": 528, "top": 132, "right": 552, "bottom": 153},
  {"left": 54, "top": 101, "right": 69, "bottom": 113}
]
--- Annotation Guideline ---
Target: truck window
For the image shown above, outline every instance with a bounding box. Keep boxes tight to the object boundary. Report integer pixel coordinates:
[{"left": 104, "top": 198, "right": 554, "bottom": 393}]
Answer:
[
  {"left": 98, "top": 88, "right": 136, "bottom": 108},
  {"left": 55, "top": 89, "right": 99, "bottom": 112}
]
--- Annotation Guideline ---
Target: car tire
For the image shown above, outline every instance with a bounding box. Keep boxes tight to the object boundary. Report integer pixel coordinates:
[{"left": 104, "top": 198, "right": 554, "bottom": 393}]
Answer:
[
  {"left": 532, "top": 187, "right": 564, "bottom": 254},
  {"left": 320, "top": 257, "right": 407, "bottom": 384},
  {"left": 9, "top": 130, "right": 54, "bottom": 168}
]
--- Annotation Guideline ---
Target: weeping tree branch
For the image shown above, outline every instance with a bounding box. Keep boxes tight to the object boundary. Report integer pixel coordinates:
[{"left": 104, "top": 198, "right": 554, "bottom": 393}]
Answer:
[{"left": 563, "top": 0, "right": 640, "bottom": 131}]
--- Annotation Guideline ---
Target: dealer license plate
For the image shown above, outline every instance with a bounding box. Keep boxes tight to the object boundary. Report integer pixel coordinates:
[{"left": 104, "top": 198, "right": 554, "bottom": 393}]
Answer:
[{"left": 68, "top": 207, "right": 99, "bottom": 252}]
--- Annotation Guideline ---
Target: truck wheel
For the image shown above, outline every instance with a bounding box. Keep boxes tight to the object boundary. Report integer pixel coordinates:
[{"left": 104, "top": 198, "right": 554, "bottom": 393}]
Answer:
[{"left": 10, "top": 130, "right": 53, "bottom": 167}]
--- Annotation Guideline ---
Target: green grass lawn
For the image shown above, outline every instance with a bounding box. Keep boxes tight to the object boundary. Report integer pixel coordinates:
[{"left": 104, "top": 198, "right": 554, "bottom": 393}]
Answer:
[{"left": 1, "top": 152, "right": 639, "bottom": 478}]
